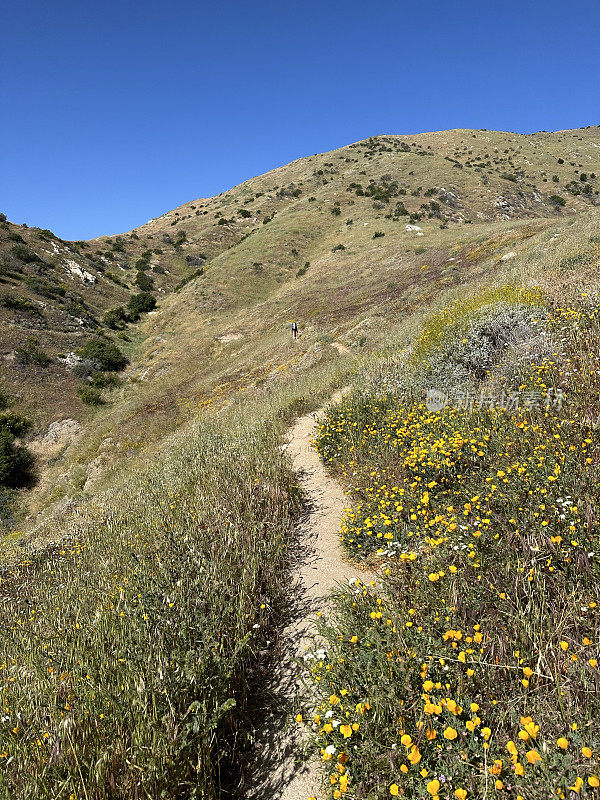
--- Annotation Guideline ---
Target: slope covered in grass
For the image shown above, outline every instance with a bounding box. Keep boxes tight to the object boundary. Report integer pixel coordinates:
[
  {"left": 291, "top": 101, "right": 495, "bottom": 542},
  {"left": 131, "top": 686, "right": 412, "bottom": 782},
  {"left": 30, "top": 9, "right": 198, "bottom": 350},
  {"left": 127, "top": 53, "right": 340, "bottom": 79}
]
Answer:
[{"left": 305, "top": 290, "right": 600, "bottom": 799}]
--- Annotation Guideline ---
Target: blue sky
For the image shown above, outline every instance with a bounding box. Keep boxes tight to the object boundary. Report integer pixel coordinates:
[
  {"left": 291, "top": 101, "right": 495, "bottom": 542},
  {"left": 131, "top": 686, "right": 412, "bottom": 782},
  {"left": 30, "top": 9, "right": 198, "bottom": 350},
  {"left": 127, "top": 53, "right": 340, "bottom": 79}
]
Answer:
[{"left": 2, "top": 0, "right": 599, "bottom": 240}]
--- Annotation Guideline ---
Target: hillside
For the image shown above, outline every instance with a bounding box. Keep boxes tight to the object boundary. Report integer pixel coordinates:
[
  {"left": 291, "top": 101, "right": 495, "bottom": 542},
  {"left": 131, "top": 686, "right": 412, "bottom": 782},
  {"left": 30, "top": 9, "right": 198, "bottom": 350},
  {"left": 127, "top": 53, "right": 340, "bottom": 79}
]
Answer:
[
  {"left": 2, "top": 128, "right": 598, "bottom": 476},
  {"left": 1, "top": 126, "right": 599, "bottom": 799}
]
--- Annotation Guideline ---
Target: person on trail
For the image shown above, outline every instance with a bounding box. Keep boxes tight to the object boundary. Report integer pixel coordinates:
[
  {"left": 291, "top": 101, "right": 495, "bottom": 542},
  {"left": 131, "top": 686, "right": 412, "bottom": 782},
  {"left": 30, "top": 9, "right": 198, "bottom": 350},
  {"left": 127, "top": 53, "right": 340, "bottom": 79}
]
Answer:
[{"left": 291, "top": 321, "right": 298, "bottom": 340}]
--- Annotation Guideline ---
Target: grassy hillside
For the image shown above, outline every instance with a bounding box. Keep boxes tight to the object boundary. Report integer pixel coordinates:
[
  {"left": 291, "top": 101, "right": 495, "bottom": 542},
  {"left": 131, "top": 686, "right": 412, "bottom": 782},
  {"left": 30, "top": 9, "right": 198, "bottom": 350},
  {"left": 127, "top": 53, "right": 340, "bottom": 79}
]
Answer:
[
  {"left": 3, "top": 126, "right": 599, "bottom": 435},
  {"left": 0, "top": 127, "right": 599, "bottom": 799}
]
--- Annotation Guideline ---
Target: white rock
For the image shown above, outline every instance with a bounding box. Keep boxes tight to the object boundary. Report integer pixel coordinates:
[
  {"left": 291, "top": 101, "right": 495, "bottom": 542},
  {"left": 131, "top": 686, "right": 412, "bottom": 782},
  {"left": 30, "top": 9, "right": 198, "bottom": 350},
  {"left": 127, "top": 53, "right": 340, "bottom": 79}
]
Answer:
[{"left": 64, "top": 259, "right": 96, "bottom": 284}]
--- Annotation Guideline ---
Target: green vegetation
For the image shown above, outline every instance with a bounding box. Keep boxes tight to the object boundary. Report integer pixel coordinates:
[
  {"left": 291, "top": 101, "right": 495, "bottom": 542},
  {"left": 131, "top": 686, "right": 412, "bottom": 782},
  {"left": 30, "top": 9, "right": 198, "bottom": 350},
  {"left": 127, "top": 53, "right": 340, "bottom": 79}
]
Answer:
[
  {"left": 77, "top": 385, "right": 105, "bottom": 405},
  {"left": 76, "top": 338, "right": 129, "bottom": 372},
  {"left": 15, "top": 337, "right": 52, "bottom": 367},
  {"left": 127, "top": 292, "right": 157, "bottom": 319},
  {"left": 307, "top": 295, "right": 600, "bottom": 799},
  {"left": 1, "top": 126, "right": 600, "bottom": 799},
  {"left": 1, "top": 293, "right": 40, "bottom": 314},
  {"left": 0, "top": 384, "right": 326, "bottom": 798},
  {"left": 134, "top": 270, "right": 154, "bottom": 291},
  {"left": 103, "top": 306, "right": 129, "bottom": 329},
  {"left": 0, "top": 393, "right": 34, "bottom": 491}
]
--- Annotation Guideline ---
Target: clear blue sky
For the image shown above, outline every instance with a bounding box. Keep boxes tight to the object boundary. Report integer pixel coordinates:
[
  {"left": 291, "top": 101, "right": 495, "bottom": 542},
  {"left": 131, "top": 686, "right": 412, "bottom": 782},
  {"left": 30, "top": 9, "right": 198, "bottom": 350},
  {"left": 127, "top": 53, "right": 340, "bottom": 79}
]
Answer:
[{"left": 2, "top": 0, "right": 599, "bottom": 240}]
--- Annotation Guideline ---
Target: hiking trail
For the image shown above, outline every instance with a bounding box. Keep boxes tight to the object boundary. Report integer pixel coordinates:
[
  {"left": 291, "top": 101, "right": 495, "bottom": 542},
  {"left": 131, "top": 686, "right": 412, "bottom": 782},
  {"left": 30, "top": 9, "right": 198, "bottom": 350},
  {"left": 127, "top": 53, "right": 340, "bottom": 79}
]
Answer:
[{"left": 246, "top": 389, "right": 375, "bottom": 800}]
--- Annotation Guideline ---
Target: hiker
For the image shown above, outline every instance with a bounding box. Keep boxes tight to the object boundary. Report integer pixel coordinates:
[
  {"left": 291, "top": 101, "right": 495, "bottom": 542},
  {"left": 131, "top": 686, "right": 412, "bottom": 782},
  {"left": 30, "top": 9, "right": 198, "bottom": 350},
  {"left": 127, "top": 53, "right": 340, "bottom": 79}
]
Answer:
[{"left": 291, "top": 321, "right": 298, "bottom": 340}]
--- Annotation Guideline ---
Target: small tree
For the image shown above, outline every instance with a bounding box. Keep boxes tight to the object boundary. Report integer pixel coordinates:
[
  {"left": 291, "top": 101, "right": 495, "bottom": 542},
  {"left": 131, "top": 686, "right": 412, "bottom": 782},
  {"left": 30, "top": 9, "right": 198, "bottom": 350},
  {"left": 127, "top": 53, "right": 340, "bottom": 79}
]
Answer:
[
  {"left": 134, "top": 271, "right": 154, "bottom": 291},
  {"left": 128, "top": 293, "right": 157, "bottom": 320},
  {"left": 103, "top": 307, "right": 128, "bottom": 330}
]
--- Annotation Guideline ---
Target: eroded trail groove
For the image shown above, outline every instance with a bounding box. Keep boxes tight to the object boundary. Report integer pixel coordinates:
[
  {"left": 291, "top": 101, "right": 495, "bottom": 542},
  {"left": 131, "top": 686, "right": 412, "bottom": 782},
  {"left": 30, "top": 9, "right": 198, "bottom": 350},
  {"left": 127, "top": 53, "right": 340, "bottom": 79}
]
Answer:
[{"left": 246, "top": 391, "right": 373, "bottom": 800}]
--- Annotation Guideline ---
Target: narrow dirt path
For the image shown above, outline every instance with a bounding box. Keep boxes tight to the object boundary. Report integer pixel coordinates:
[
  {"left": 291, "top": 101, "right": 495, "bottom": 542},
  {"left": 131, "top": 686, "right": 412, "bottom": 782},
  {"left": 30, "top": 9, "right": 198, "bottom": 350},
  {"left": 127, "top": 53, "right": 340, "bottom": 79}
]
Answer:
[{"left": 246, "top": 390, "right": 375, "bottom": 800}]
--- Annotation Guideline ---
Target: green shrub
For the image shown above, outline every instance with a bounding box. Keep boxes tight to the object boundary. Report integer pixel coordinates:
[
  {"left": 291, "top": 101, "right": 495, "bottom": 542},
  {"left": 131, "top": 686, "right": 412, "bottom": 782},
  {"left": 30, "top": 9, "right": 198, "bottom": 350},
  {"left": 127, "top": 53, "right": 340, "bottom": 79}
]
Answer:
[
  {"left": 134, "top": 271, "right": 154, "bottom": 291},
  {"left": 560, "top": 252, "right": 589, "bottom": 270},
  {"left": 103, "top": 307, "right": 129, "bottom": 330},
  {"left": 77, "top": 386, "right": 105, "bottom": 405},
  {"left": 104, "top": 271, "right": 128, "bottom": 287},
  {"left": 549, "top": 194, "right": 566, "bottom": 207},
  {"left": 0, "top": 412, "right": 34, "bottom": 489},
  {"left": 1, "top": 294, "right": 40, "bottom": 314},
  {"left": 10, "top": 244, "right": 37, "bottom": 262},
  {"left": 91, "top": 372, "right": 120, "bottom": 389},
  {"left": 128, "top": 292, "right": 157, "bottom": 319},
  {"left": 76, "top": 338, "right": 128, "bottom": 372},
  {"left": 24, "top": 276, "right": 66, "bottom": 299},
  {"left": 15, "top": 337, "right": 52, "bottom": 367}
]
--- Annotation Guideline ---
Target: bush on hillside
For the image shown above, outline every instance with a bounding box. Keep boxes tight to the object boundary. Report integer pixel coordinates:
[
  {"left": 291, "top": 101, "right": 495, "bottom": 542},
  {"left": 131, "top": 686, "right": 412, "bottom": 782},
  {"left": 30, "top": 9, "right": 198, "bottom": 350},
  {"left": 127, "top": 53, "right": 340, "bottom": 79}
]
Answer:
[
  {"left": 127, "top": 292, "right": 157, "bottom": 319},
  {"left": 134, "top": 271, "right": 154, "bottom": 291},
  {"left": 10, "top": 244, "right": 38, "bottom": 263},
  {"left": 1, "top": 293, "right": 40, "bottom": 314},
  {"left": 15, "top": 337, "right": 52, "bottom": 367},
  {"left": 76, "top": 338, "right": 128, "bottom": 372},
  {"left": 77, "top": 385, "right": 105, "bottom": 406},
  {"left": 0, "top": 409, "right": 34, "bottom": 489},
  {"left": 103, "top": 307, "right": 129, "bottom": 329}
]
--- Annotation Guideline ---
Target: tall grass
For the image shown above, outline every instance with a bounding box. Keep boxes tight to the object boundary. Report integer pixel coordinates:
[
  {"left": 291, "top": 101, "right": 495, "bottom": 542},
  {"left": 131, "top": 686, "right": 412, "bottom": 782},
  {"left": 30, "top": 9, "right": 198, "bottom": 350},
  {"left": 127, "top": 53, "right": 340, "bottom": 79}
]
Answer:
[
  {"left": 0, "top": 416, "right": 300, "bottom": 799},
  {"left": 0, "top": 355, "right": 354, "bottom": 799}
]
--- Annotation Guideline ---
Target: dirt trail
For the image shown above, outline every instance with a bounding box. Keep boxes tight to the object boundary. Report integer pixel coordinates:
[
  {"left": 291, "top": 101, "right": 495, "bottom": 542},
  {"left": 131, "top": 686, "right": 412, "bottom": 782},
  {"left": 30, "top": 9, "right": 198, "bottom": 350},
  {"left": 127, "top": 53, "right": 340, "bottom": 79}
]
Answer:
[{"left": 246, "top": 390, "right": 375, "bottom": 800}]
